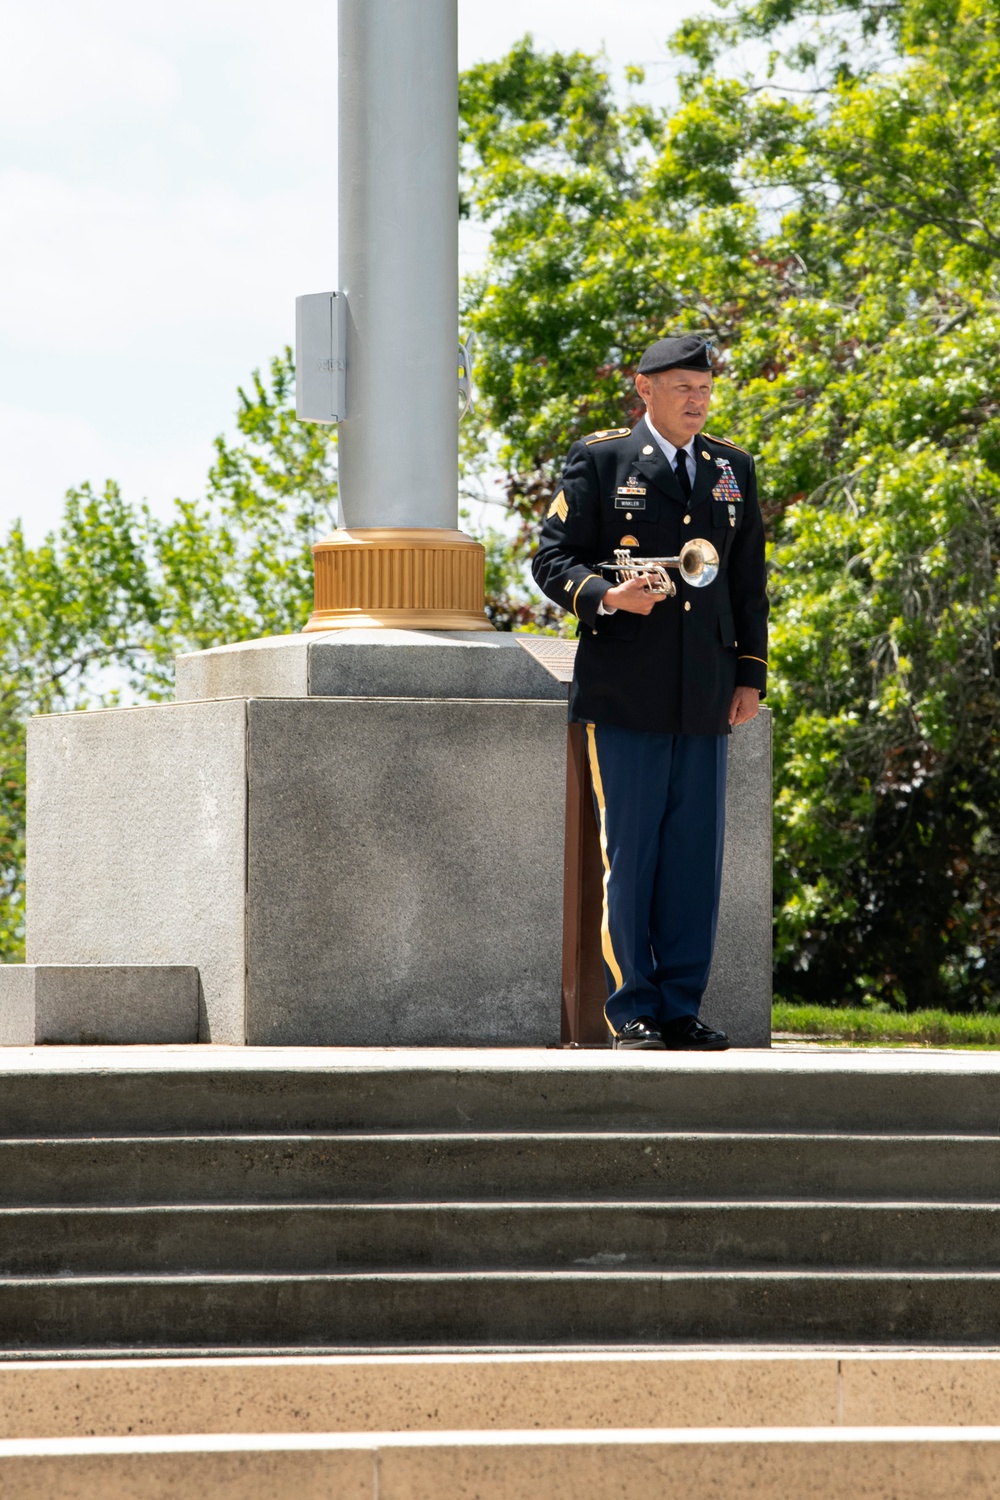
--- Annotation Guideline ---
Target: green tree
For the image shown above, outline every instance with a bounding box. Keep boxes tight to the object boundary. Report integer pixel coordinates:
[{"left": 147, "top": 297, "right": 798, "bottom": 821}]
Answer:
[{"left": 148, "top": 349, "right": 338, "bottom": 677}]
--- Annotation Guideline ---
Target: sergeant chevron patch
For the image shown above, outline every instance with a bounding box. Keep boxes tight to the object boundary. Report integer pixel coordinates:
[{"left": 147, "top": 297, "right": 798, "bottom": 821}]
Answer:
[{"left": 547, "top": 490, "right": 569, "bottom": 522}]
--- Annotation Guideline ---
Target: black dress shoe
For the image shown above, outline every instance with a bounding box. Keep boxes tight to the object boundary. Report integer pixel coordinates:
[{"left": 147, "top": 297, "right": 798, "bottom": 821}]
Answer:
[
  {"left": 659, "top": 1016, "right": 730, "bottom": 1051},
  {"left": 612, "top": 1016, "right": 667, "bottom": 1050}
]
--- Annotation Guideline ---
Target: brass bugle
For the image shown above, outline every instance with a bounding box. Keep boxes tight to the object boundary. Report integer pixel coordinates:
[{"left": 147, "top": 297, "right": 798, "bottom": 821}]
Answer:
[{"left": 597, "top": 538, "right": 720, "bottom": 597}]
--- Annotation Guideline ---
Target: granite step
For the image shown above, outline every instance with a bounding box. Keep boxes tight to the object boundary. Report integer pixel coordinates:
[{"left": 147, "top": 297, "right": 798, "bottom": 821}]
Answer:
[
  {"left": 3, "top": 1270, "right": 1000, "bottom": 1349},
  {"left": 2, "top": 1058, "right": 1000, "bottom": 1136},
  {"left": 2, "top": 1201, "right": 1000, "bottom": 1275},
  {"left": 3, "top": 1051, "right": 1000, "bottom": 1351},
  {"left": 0, "top": 1131, "right": 997, "bottom": 1206}
]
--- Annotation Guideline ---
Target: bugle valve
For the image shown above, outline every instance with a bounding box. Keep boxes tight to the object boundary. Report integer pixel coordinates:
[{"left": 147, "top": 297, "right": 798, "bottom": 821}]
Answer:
[{"left": 597, "top": 538, "right": 720, "bottom": 597}]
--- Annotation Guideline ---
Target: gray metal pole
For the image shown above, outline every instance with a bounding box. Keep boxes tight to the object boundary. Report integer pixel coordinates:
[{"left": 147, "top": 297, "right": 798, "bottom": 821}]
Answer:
[{"left": 337, "top": 0, "right": 459, "bottom": 531}]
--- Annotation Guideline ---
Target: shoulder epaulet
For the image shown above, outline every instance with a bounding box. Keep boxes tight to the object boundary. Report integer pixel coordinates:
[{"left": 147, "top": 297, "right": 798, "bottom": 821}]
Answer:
[
  {"left": 583, "top": 427, "right": 632, "bottom": 446},
  {"left": 702, "top": 432, "right": 751, "bottom": 457}
]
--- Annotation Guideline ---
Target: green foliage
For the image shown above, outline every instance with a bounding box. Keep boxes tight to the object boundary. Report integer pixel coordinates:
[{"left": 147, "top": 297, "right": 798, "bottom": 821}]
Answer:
[
  {"left": 460, "top": 40, "right": 695, "bottom": 507},
  {"left": 149, "top": 350, "right": 338, "bottom": 671},
  {"left": 469, "top": 517, "right": 568, "bottom": 632},
  {"left": 772, "top": 1003, "right": 1000, "bottom": 1046},
  {"left": 459, "top": 10, "right": 1000, "bottom": 1009}
]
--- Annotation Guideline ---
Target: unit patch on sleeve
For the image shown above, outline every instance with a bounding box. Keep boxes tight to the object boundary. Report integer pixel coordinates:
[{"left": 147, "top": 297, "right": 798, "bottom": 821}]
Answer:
[{"left": 547, "top": 489, "right": 569, "bottom": 523}]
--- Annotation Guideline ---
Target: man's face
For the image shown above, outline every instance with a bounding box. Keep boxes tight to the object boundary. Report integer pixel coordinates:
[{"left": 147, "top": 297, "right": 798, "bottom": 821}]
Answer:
[{"left": 635, "top": 368, "right": 713, "bottom": 446}]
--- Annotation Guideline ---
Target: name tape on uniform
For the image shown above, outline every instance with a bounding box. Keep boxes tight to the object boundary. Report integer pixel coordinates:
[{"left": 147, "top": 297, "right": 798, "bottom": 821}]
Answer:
[{"left": 615, "top": 480, "right": 647, "bottom": 510}]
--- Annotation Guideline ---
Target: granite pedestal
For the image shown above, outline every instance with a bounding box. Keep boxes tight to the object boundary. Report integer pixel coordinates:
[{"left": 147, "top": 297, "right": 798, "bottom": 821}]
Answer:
[
  {"left": 173, "top": 628, "right": 568, "bottom": 704},
  {"left": 0, "top": 965, "right": 199, "bottom": 1045},
  {"left": 28, "top": 698, "right": 566, "bottom": 1046},
  {"left": 702, "top": 707, "right": 772, "bottom": 1047}
]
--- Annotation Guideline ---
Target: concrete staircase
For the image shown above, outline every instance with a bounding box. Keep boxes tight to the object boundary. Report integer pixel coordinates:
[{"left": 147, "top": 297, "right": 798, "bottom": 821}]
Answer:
[{"left": 2, "top": 1046, "right": 1000, "bottom": 1352}]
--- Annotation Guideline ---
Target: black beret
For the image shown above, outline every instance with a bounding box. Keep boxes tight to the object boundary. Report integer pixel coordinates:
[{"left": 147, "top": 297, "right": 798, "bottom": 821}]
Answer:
[{"left": 637, "top": 335, "right": 713, "bottom": 374}]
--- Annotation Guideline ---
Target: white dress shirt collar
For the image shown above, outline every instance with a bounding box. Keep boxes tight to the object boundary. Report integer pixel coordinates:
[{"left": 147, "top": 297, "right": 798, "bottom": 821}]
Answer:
[{"left": 644, "top": 413, "right": 694, "bottom": 478}]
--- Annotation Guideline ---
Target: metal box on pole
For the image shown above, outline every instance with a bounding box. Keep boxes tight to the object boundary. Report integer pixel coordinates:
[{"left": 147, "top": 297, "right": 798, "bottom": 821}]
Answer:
[{"left": 295, "top": 291, "right": 346, "bottom": 424}]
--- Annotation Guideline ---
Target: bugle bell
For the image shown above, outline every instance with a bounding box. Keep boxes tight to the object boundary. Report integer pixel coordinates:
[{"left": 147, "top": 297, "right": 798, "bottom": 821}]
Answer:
[{"left": 597, "top": 538, "right": 720, "bottom": 597}]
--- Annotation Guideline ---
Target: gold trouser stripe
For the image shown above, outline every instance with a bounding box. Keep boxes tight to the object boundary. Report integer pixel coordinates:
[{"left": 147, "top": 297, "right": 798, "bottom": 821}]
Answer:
[
  {"left": 738, "top": 654, "right": 768, "bottom": 666},
  {"left": 570, "top": 573, "right": 599, "bottom": 617},
  {"left": 585, "top": 724, "right": 624, "bottom": 1032}
]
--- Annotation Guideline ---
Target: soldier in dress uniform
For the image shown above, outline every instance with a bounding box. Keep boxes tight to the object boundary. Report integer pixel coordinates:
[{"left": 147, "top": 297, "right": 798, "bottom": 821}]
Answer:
[{"left": 532, "top": 334, "right": 769, "bottom": 1050}]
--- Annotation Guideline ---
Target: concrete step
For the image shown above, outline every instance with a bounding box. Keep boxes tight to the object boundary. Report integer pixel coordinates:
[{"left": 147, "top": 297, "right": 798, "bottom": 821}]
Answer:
[
  {"left": 4, "top": 1425, "right": 1000, "bottom": 1499},
  {"left": 6, "top": 1351, "right": 1000, "bottom": 1439},
  {"left": 3, "top": 1270, "right": 1000, "bottom": 1349},
  {"left": 2, "top": 1053, "right": 1000, "bottom": 1135},
  {"left": 3, "top": 1202, "right": 1000, "bottom": 1275},
  {"left": 1, "top": 1132, "right": 996, "bottom": 1205}
]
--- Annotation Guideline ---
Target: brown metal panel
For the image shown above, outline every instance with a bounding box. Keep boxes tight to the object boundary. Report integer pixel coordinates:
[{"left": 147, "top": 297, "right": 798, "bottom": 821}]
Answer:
[{"left": 561, "top": 725, "right": 610, "bottom": 1045}]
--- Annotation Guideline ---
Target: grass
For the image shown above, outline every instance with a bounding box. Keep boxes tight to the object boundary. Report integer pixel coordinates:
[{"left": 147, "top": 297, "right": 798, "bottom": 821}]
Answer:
[{"left": 772, "top": 1002, "right": 1000, "bottom": 1048}]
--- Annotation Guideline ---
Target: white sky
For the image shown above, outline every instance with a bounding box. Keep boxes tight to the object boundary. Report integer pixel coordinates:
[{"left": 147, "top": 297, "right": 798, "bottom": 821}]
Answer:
[{"left": 0, "top": 0, "right": 693, "bottom": 541}]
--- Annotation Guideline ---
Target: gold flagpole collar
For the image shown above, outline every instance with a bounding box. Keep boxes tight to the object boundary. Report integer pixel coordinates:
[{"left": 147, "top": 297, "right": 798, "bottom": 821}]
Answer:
[{"left": 305, "top": 527, "right": 493, "bottom": 632}]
